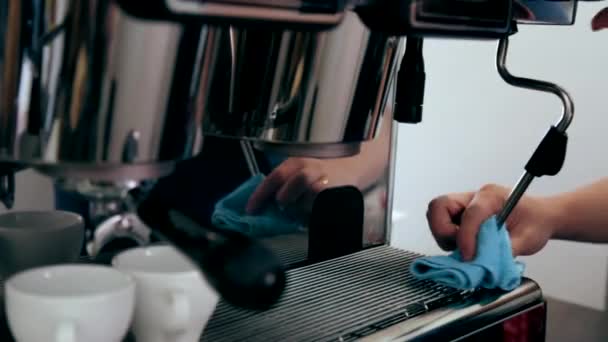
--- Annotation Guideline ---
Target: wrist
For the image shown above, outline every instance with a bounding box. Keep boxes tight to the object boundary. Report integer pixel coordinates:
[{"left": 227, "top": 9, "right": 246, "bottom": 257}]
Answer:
[{"left": 542, "top": 194, "right": 571, "bottom": 240}]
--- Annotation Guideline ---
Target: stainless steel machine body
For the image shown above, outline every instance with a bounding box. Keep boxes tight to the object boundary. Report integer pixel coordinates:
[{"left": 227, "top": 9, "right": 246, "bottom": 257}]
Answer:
[
  {"left": 0, "top": 1, "right": 199, "bottom": 182},
  {"left": 201, "top": 13, "right": 399, "bottom": 157},
  {"left": 0, "top": 0, "right": 399, "bottom": 185}
]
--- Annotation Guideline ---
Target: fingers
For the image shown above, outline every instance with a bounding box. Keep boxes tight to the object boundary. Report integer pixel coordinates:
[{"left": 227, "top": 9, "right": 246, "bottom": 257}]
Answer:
[
  {"left": 457, "top": 184, "right": 507, "bottom": 261},
  {"left": 246, "top": 159, "right": 305, "bottom": 214},
  {"left": 246, "top": 158, "right": 327, "bottom": 214},
  {"left": 427, "top": 197, "right": 459, "bottom": 251},
  {"left": 275, "top": 167, "right": 325, "bottom": 206},
  {"left": 426, "top": 192, "right": 474, "bottom": 251}
]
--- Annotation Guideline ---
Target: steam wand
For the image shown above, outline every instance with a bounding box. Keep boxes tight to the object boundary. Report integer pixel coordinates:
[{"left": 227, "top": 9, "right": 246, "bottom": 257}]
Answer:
[
  {"left": 0, "top": 173, "right": 14, "bottom": 209},
  {"left": 495, "top": 37, "right": 574, "bottom": 227},
  {"left": 0, "top": 163, "right": 27, "bottom": 209}
]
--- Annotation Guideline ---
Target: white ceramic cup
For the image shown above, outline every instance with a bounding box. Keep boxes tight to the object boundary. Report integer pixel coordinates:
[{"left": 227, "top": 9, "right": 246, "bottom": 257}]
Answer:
[
  {"left": 112, "top": 245, "right": 219, "bottom": 342},
  {"left": 5, "top": 264, "right": 135, "bottom": 342},
  {"left": 0, "top": 210, "right": 84, "bottom": 279}
]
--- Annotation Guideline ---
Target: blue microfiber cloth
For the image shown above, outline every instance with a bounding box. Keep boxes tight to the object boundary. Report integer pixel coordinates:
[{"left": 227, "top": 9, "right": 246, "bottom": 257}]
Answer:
[
  {"left": 211, "top": 174, "right": 303, "bottom": 237},
  {"left": 410, "top": 215, "right": 525, "bottom": 291}
]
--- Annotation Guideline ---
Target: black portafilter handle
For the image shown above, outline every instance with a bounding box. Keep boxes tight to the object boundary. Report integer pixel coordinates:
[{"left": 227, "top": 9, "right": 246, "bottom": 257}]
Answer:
[
  {"left": 136, "top": 196, "right": 286, "bottom": 311},
  {"left": 394, "top": 36, "right": 425, "bottom": 124}
]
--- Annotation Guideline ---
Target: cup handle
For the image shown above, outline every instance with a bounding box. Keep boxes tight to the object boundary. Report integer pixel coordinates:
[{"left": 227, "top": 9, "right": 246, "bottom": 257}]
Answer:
[
  {"left": 55, "top": 322, "right": 77, "bottom": 342},
  {"left": 165, "top": 289, "right": 190, "bottom": 333}
]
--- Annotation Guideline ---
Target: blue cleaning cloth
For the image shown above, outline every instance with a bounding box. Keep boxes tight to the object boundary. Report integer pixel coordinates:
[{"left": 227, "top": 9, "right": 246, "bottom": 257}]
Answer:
[
  {"left": 211, "top": 174, "right": 302, "bottom": 237},
  {"left": 410, "top": 216, "right": 525, "bottom": 291}
]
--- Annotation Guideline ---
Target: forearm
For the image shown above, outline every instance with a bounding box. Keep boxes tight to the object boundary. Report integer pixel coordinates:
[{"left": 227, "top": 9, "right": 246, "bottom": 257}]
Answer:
[{"left": 547, "top": 177, "right": 608, "bottom": 242}]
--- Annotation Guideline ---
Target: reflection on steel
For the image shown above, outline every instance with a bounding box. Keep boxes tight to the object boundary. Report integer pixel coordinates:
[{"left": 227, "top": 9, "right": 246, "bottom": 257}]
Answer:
[
  {"left": 165, "top": 0, "right": 346, "bottom": 27},
  {"left": 0, "top": 1, "right": 210, "bottom": 182},
  {"left": 202, "top": 12, "right": 401, "bottom": 157},
  {"left": 240, "top": 141, "right": 261, "bottom": 176},
  {"left": 0, "top": 1, "right": 400, "bottom": 181},
  {"left": 87, "top": 213, "right": 151, "bottom": 257}
]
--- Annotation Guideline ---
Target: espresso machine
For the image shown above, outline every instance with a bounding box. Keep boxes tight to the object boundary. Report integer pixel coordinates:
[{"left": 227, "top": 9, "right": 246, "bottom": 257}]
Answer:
[{"left": 0, "top": 0, "right": 596, "bottom": 340}]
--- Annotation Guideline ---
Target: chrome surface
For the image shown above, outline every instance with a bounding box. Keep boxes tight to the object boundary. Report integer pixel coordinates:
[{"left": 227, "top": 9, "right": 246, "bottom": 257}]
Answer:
[
  {"left": 201, "top": 246, "right": 543, "bottom": 342},
  {"left": 165, "top": 0, "right": 346, "bottom": 27},
  {"left": 0, "top": 0, "right": 400, "bottom": 180},
  {"left": 495, "top": 37, "right": 574, "bottom": 226},
  {"left": 240, "top": 141, "right": 260, "bottom": 176},
  {"left": 0, "top": 1, "right": 210, "bottom": 181},
  {"left": 496, "top": 38, "right": 574, "bottom": 133},
  {"left": 202, "top": 12, "right": 401, "bottom": 157},
  {"left": 82, "top": 185, "right": 151, "bottom": 256},
  {"left": 360, "top": 276, "right": 543, "bottom": 342},
  {"left": 497, "top": 172, "right": 535, "bottom": 227},
  {"left": 407, "top": 0, "right": 512, "bottom": 37},
  {"left": 36, "top": 164, "right": 175, "bottom": 185},
  {"left": 86, "top": 213, "right": 151, "bottom": 257},
  {"left": 253, "top": 141, "right": 362, "bottom": 158},
  {"left": 515, "top": 0, "right": 578, "bottom": 25},
  {"left": 54, "top": 178, "right": 140, "bottom": 200},
  {"left": 385, "top": 120, "right": 400, "bottom": 245}
]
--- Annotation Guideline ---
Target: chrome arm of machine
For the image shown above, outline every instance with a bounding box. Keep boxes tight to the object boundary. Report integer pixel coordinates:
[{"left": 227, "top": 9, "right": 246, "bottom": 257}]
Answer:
[
  {"left": 0, "top": 0, "right": 595, "bottom": 311},
  {"left": 495, "top": 36, "right": 574, "bottom": 227}
]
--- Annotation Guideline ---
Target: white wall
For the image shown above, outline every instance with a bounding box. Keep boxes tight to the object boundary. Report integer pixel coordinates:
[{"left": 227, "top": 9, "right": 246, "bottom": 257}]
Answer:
[{"left": 391, "top": 4, "right": 608, "bottom": 311}]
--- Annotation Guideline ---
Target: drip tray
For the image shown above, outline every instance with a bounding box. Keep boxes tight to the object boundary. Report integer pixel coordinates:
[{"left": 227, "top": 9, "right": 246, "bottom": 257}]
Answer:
[
  {"left": 202, "top": 246, "right": 543, "bottom": 342},
  {"left": 0, "top": 246, "right": 542, "bottom": 342},
  {"left": 260, "top": 232, "right": 308, "bottom": 267}
]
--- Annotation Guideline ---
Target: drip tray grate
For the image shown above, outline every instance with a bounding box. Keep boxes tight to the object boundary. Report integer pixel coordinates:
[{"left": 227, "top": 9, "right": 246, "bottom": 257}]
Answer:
[{"left": 202, "top": 246, "right": 471, "bottom": 342}]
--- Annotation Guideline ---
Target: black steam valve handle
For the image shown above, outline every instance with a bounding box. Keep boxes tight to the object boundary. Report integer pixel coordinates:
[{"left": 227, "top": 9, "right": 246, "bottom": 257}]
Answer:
[
  {"left": 394, "top": 36, "right": 425, "bottom": 124},
  {"left": 495, "top": 36, "right": 574, "bottom": 227}
]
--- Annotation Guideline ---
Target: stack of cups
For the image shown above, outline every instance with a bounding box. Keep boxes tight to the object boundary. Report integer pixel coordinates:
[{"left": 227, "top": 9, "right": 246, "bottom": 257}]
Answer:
[{"left": 1, "top": 211, "right": 219, "bottom": 342}]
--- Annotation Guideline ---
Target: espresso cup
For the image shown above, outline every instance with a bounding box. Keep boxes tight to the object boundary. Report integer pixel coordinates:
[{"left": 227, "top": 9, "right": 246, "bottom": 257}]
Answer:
[
  {"left": 5, "top": 264, "right": 135, "bottom": 342},
  {"left": 112, "top": 245, "right": 219, "bottom": 342},
  {"left": 0, "top": 210, "right": 84, "bottom": 278}
]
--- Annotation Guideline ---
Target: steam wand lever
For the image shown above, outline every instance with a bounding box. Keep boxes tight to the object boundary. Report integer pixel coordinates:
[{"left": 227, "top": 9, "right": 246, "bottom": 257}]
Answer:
[
  {"left": 495, "top": 37, "right": 574, "bottom": 227},
  {"left": 394, "top": 37, "right": 425, "bottom": 124}
]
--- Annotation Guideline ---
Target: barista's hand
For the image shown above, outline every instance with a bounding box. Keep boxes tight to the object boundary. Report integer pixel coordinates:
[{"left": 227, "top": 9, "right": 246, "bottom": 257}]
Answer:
[
  {"left": 426, "top": 184, "right": 559, "bottom": 261},
  {"left": 246, "top": 157, "right": 353, "bottom": 214}
]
